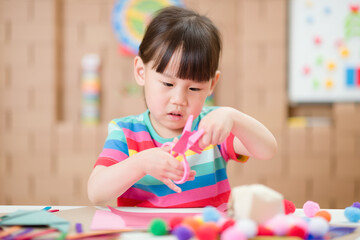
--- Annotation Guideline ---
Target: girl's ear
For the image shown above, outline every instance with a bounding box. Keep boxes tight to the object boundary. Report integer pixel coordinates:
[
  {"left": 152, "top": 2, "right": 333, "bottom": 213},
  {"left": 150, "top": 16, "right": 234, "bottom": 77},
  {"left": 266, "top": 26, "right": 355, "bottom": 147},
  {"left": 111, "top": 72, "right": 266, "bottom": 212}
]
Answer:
[
  {"left": 209, "top": 70, "right": 220, "bottom": 95},
  {"left": 134, "top": 56, "right": 145, "bottom": 86}
]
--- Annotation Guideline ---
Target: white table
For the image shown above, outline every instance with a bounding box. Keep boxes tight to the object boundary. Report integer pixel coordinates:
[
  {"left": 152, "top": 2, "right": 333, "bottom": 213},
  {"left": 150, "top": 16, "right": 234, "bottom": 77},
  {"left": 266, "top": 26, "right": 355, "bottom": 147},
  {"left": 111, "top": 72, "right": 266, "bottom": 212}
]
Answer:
[{"left": 0, "top": 206, "right": 359, "bottom": 239}]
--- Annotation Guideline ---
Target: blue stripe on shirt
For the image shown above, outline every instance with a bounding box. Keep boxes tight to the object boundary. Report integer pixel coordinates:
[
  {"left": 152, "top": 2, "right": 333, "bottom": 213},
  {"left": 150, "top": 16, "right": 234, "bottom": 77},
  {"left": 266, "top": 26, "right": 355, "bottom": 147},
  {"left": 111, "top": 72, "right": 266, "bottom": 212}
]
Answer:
[{"left": 133, "top": 168, "right": 228, "bottom": 196}]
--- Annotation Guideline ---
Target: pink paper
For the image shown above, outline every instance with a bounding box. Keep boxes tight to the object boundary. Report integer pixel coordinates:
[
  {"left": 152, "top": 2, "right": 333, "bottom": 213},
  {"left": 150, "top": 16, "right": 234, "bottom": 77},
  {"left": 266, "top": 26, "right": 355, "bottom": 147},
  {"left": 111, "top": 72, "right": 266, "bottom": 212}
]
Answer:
[
  {"left": 90, "top": 210, "right": 127, "bottom": 230},
  {"left": 108, "top": 206, "right": 198, "bottom": 229}
]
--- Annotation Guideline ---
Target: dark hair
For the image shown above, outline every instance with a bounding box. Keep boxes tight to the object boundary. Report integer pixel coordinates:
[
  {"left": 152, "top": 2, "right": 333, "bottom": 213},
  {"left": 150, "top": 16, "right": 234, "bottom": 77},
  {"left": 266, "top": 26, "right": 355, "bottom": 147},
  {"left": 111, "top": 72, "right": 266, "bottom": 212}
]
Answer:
[{"left": 138, "top": 6, "right": 222, "bottom": 82}]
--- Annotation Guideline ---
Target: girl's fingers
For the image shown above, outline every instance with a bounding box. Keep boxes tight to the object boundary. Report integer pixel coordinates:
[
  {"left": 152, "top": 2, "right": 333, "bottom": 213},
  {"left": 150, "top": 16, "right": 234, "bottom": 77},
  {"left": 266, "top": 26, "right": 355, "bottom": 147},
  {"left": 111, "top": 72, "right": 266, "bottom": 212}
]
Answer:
[{"left": 163, "top": 178, "right": 181, "bottom": 193}]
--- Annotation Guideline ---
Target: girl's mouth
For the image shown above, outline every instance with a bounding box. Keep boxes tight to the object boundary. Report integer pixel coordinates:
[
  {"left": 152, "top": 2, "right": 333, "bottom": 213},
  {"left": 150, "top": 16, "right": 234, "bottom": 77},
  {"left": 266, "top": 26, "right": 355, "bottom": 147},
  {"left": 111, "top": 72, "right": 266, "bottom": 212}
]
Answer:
[{"left": 168, "top": 112, "right": 183, "bottom": 120}]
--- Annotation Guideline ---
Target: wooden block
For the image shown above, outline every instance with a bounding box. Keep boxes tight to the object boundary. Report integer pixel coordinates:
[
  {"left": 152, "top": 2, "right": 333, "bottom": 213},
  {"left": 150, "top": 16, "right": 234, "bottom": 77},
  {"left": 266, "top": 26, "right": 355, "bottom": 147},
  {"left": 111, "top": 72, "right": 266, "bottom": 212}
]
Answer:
[
  {"left": 77, "top": 126, "right": 98, "bottom": 155},
  {"left": 227, "top": 161, "right": 264, "bottom": 188},
  {"left": 0, "top": 0, "right": 31, "bottom": 23},
  {"left": 2, "top": 174, "right": 34, "bottom": 198},
  {"left": 10, "top": 23, "right": 54, "bottom": 43},
  {"left": 2, "top": 43, "right": 29, "bottom": 66},
  {"left": 2, "top": 129, "right": 31, "bottom": 155},
  {"left": 335, "top": 153, "right": 360, "bottom": 177},
  {"left": 241, "top": 151, "right": 283, "bottom": 178},
  {"left": 33, "top": 0, "right": 55, "bottom": 23},
  {"left": 63, "top": 0, "right": 102, "bottom": 24},
  {"left": 34, "top": 43, "right": 55, "bottom": 66},
  {"left": 335, "top": 133, "right": 356, "bottom": 156},
  {"left": 55, "top": 123, "right": 76, "bottom": 153},
  {"left": 84, "top": 24, "right": 113, "bottom": 45},
  {"left": 310, "top": 126, "right": 332, "bottom": 158},
  {"left": 265, "top": 176, "right": 308, "bottom": 209},
  {"left": 286, "top": 126, "right": 310, "bottom": 158},
  {"left": 56, "top": 153, "right": 95, "bottom": 178},
  {"left": 2, "top": 87, "right": 30, "bottom": 109},
  {"left": 311, "top": 176, "right": 356, "bottom": 208}
]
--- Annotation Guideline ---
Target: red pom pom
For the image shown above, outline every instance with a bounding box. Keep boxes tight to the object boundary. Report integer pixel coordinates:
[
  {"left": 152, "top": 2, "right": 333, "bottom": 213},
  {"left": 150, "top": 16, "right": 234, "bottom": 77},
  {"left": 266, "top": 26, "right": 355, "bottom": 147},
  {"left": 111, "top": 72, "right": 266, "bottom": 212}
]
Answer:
[
  {"left": 284, "top": 199, "right": 296, "bottom": 215},
  {"left": 288, "top": 225, "right": 307, "bottom": 239},
  {"left": 220, "top": 219, "right": 235, "bottom": 233},
  {"left": 195, "top": 224, "right": 219, "bottom": 240},
  {"left": 257, "top": 225, "right": 274, "bottom": 236},
  {"left": 169, "top": 216, "right": 184, "bottom": 230}
]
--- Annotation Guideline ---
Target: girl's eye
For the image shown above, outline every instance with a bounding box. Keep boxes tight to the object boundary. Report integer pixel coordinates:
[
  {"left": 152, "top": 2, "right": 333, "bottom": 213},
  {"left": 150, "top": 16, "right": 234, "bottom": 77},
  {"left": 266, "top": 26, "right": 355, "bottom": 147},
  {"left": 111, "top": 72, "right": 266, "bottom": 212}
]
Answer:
[
  {"left": 162, "top": 82, "right": 173, "bottom": 87},
  {"left": 189, "top": 88, "right": 201, "bottom": 91}
]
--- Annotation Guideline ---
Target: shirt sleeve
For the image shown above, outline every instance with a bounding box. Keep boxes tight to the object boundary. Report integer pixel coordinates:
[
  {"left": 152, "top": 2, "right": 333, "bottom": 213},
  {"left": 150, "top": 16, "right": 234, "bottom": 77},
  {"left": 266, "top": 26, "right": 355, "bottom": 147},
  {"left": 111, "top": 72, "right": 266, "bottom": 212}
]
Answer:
[
  {"left": 220, "top": 133, "right": 249, "bottom": 163},
  {"left": 94, "top": 120, "right": 129, "bottom": 167}
]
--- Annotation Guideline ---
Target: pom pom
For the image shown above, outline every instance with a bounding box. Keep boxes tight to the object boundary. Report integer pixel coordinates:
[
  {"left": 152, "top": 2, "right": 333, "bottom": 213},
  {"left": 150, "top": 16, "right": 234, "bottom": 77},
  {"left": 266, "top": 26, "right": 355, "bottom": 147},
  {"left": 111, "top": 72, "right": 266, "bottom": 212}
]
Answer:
[
  {"left": 149, "top": 218, "right": 168, "bottom": 236},
  {"left": 235, "top": 219, "right": 258, "bottom": 238},
  {"left": 182, "top": 217, "right": 202, "bottom": 231},
  {"left": 308, "top": 217, "right": 329, "bottom": 237},
  {"left": 172, "top": 225, "right": 194, "bottom": 240},
  {"left": 344, "top": 206, "right": 360, "bottom": 223},
  {"left": 284, "top": 199, "right": 296, "bottom": 215},
  {"left": 169, "top": 216, "right": 184, "bottom": 230},
  {"left": 220, "top": 219, "right": 236, "bottom": 233},
  {"left": 288, "top": 225, "right": 307, "bottom": 239},
  {"left": 315, "top": 210, "right": 332, "bottom": 222},
  {"left": 221, "top": 226, "right": 247, "bottom": 240},
  {"left": 265, "top": 214, "right": 289, "bottom": 236},
  {"left": 352, "top": 202, "right": 360, "bottom": 209},
  {"left": 203, "top": 206, "right": 221, "bottom": 222},
  {"left": 257, "top": 225, "right": 274, "bottom": 236},
  {"left": 303, "top": 201, "right": 320, "bottom": 217},
  {"left": 195, "top": 223, "right": 219, "bottom": 240}
]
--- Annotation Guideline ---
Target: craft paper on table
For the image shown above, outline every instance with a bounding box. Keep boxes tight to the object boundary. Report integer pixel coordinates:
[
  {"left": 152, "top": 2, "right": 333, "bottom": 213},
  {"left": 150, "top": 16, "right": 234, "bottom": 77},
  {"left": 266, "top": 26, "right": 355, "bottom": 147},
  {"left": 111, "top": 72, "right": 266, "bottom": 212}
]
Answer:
[
  {"left": 0, "top": 210, "right": 69, "bottom": 233},
  {"left": 90, "top": 206, "right": 199, "bottom": 230},
  {"left": 90, "top": 210, "right": 127, "bottom": 230}
]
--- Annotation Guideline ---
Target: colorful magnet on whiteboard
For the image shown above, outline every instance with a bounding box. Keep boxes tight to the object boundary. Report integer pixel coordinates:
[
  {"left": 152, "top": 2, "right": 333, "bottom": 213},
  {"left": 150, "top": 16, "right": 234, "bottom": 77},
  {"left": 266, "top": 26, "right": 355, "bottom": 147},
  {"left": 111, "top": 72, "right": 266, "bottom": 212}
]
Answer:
[
  {"left": 327, "top": 61, "right": 336, "bottom": 71},
  {"left": 345, "top": 67, "right": 355, "bottom": 87},
  {"left": 340, "top": 46, "right": 350, "bottom": 58},
  {"left": 306, "top": 16, "right": 314, "bottom": 24},
  {"left": 303, "top": 66, "right": 311, "bottom": 75},
  {"left": 314, "top": 36, "right": 322, "bottom": 45},
  {"left": 305, "top": 0, "right": 313, "bottom": 8},
  {"left": 350, "top": 5, "right": 359, "bottom": 13},
  {"left": 316, "top": 56, "right": 323, "bottom": 66},
  {"left": 325, "top": 78, "right": 334, "bottom": 89},
  {"left": 335, "top": 39, "right": 344, "bottom": 48},
  {"left": 323, "top": 6, "right": 331, "bottom": 15},
  {"left": 313, "top": 78, "right": 320, "bottom": 89}
]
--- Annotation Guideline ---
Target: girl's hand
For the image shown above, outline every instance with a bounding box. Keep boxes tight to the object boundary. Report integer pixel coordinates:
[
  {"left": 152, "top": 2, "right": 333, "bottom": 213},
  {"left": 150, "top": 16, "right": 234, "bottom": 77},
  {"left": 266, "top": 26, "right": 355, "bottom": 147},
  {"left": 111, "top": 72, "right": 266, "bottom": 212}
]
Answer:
[
  {"left": 138, "top": 146, "right": 186, "bottom": 193},
  {"left": 198, "top": 107, "right": 234, "bottom": 149}
]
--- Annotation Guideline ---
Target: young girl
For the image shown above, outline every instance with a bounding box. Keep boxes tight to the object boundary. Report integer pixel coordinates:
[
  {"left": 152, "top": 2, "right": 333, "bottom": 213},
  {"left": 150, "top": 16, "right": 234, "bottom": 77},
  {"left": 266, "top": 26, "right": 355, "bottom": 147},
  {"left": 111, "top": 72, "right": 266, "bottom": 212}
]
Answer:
[{"left": 88, "top": 6, "right": 277, "bottom": 208}]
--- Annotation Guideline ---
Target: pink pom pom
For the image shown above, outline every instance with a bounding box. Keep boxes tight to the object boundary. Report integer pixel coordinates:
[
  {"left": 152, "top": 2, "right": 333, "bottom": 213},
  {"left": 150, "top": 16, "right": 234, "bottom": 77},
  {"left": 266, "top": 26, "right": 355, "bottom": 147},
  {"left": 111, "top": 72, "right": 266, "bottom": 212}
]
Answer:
[
  {"left": 265, "top": 215, "right": 289, "bottom": 236},
  {"left": 284, "top": 199, "right": 296, "bottom": 215},
  {"left": 303, "top": 201, "right": 320, "bottom": 217},
  {"left": 221, "top": 226, "right": 246, "bottom": 240}
]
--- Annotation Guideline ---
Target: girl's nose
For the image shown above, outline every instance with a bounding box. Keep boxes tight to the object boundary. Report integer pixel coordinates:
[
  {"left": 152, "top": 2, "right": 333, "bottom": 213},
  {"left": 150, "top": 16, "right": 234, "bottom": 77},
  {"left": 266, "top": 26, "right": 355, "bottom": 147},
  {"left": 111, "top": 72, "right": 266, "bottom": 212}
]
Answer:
[{"left": 171, "top": 88, "right": 187, "bottom": 106}]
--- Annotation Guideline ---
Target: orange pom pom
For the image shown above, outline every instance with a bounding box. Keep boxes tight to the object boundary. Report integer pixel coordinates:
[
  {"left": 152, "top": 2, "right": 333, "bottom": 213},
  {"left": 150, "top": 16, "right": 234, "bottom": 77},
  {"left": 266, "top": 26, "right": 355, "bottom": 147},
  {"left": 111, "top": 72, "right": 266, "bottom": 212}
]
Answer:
[
  {"left": 182, "top": 217, "right": 202, "bottom": 231},
  {"left": 315, "top": 210, "right": 332, "bottom": 222}
]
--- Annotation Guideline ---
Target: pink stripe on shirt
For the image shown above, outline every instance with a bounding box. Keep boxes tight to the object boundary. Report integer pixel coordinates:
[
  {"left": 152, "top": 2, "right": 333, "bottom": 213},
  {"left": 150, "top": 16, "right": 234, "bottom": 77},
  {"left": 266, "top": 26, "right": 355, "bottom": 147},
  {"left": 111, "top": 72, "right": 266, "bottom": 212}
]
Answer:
[
  {"left": 122, "top": 179, "right": 231, "bottom": 207},
  {"left": 99, "top": 148, "right": 128, "bottom": 161}
]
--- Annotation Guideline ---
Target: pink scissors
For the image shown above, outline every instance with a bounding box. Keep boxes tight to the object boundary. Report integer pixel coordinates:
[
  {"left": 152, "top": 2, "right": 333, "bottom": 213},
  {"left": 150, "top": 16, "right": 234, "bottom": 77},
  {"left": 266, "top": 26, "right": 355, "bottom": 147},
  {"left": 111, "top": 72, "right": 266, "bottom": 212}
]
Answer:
[{"left": 162, "top": 115, "right": 204, "bottom": 184}]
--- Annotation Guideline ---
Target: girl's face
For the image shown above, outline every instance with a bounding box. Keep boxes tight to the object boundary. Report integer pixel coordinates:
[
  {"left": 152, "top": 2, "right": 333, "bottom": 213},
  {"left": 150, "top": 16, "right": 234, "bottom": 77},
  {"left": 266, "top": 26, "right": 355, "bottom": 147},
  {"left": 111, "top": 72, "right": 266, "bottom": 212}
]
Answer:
[{"left": 134, "top": 53, "right": 220, "bottom": 138}]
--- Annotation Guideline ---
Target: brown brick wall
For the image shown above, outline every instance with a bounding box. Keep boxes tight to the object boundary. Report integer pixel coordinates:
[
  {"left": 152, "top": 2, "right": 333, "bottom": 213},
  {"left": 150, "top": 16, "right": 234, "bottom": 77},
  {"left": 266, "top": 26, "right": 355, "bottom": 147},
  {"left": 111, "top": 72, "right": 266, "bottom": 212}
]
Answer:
[{"left": 0, "top": 0, "right": 359, "bottom": 209}]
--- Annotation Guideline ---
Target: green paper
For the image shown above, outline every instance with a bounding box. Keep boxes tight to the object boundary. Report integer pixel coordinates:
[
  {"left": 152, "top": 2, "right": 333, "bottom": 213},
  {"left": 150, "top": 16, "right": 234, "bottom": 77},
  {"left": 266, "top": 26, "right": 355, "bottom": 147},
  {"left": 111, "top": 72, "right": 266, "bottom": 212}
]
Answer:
[{"left": 0, "top": 210, "right": 69, "bottom": 233}]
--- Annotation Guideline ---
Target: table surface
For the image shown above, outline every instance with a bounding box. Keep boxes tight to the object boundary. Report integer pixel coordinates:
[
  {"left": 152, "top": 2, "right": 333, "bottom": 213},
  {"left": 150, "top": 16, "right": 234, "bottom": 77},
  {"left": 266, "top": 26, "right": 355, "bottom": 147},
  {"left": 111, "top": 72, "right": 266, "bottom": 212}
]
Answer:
[{"left": 0, "top": 206, "right": 359, "bottom": 239}]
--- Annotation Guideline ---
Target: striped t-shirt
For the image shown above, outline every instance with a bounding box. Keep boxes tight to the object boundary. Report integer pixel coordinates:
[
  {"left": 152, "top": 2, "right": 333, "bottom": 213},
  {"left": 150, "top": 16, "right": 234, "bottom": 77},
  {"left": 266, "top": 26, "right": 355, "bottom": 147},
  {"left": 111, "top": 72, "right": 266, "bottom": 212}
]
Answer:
[{"left": 95, "top": 107, "right": 249, "bottom": 208}]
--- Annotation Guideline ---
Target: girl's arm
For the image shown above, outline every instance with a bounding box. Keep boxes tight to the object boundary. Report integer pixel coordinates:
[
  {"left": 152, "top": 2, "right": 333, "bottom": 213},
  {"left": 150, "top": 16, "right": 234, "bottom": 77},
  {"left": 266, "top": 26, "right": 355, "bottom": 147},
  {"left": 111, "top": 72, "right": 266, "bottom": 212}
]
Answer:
[
  {"left": 87, "top": 147, "right": 195, "bottom": 205},
  {"left": 198, "top": 107, "right": 277, "bottom": 160}
]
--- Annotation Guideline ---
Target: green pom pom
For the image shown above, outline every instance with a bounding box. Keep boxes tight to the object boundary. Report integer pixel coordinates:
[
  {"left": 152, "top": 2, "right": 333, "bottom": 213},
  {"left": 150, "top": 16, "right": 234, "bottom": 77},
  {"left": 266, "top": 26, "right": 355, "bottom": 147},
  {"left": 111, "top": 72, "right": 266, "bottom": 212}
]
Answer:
[{"left": 149, "top": 218, "right": 168, "bottom": 236}]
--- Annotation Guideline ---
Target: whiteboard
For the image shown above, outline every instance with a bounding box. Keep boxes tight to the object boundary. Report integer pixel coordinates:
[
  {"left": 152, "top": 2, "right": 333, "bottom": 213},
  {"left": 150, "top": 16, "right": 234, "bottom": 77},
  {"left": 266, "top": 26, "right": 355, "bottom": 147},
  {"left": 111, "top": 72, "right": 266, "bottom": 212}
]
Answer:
[{"left": 289, "top": 0, "right": 360, "bottom": 103}]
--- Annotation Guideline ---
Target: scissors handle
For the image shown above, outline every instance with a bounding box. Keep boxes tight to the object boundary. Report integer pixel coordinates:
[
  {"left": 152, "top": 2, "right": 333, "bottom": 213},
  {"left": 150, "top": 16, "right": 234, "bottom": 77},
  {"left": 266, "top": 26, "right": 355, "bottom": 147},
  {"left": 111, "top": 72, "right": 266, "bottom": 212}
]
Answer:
[
  {"left": 162, "top": 142, "right": 189, "bottom": 184},
  {"left": 173, "top": 153, "right": 190, "bottom": 184}
]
